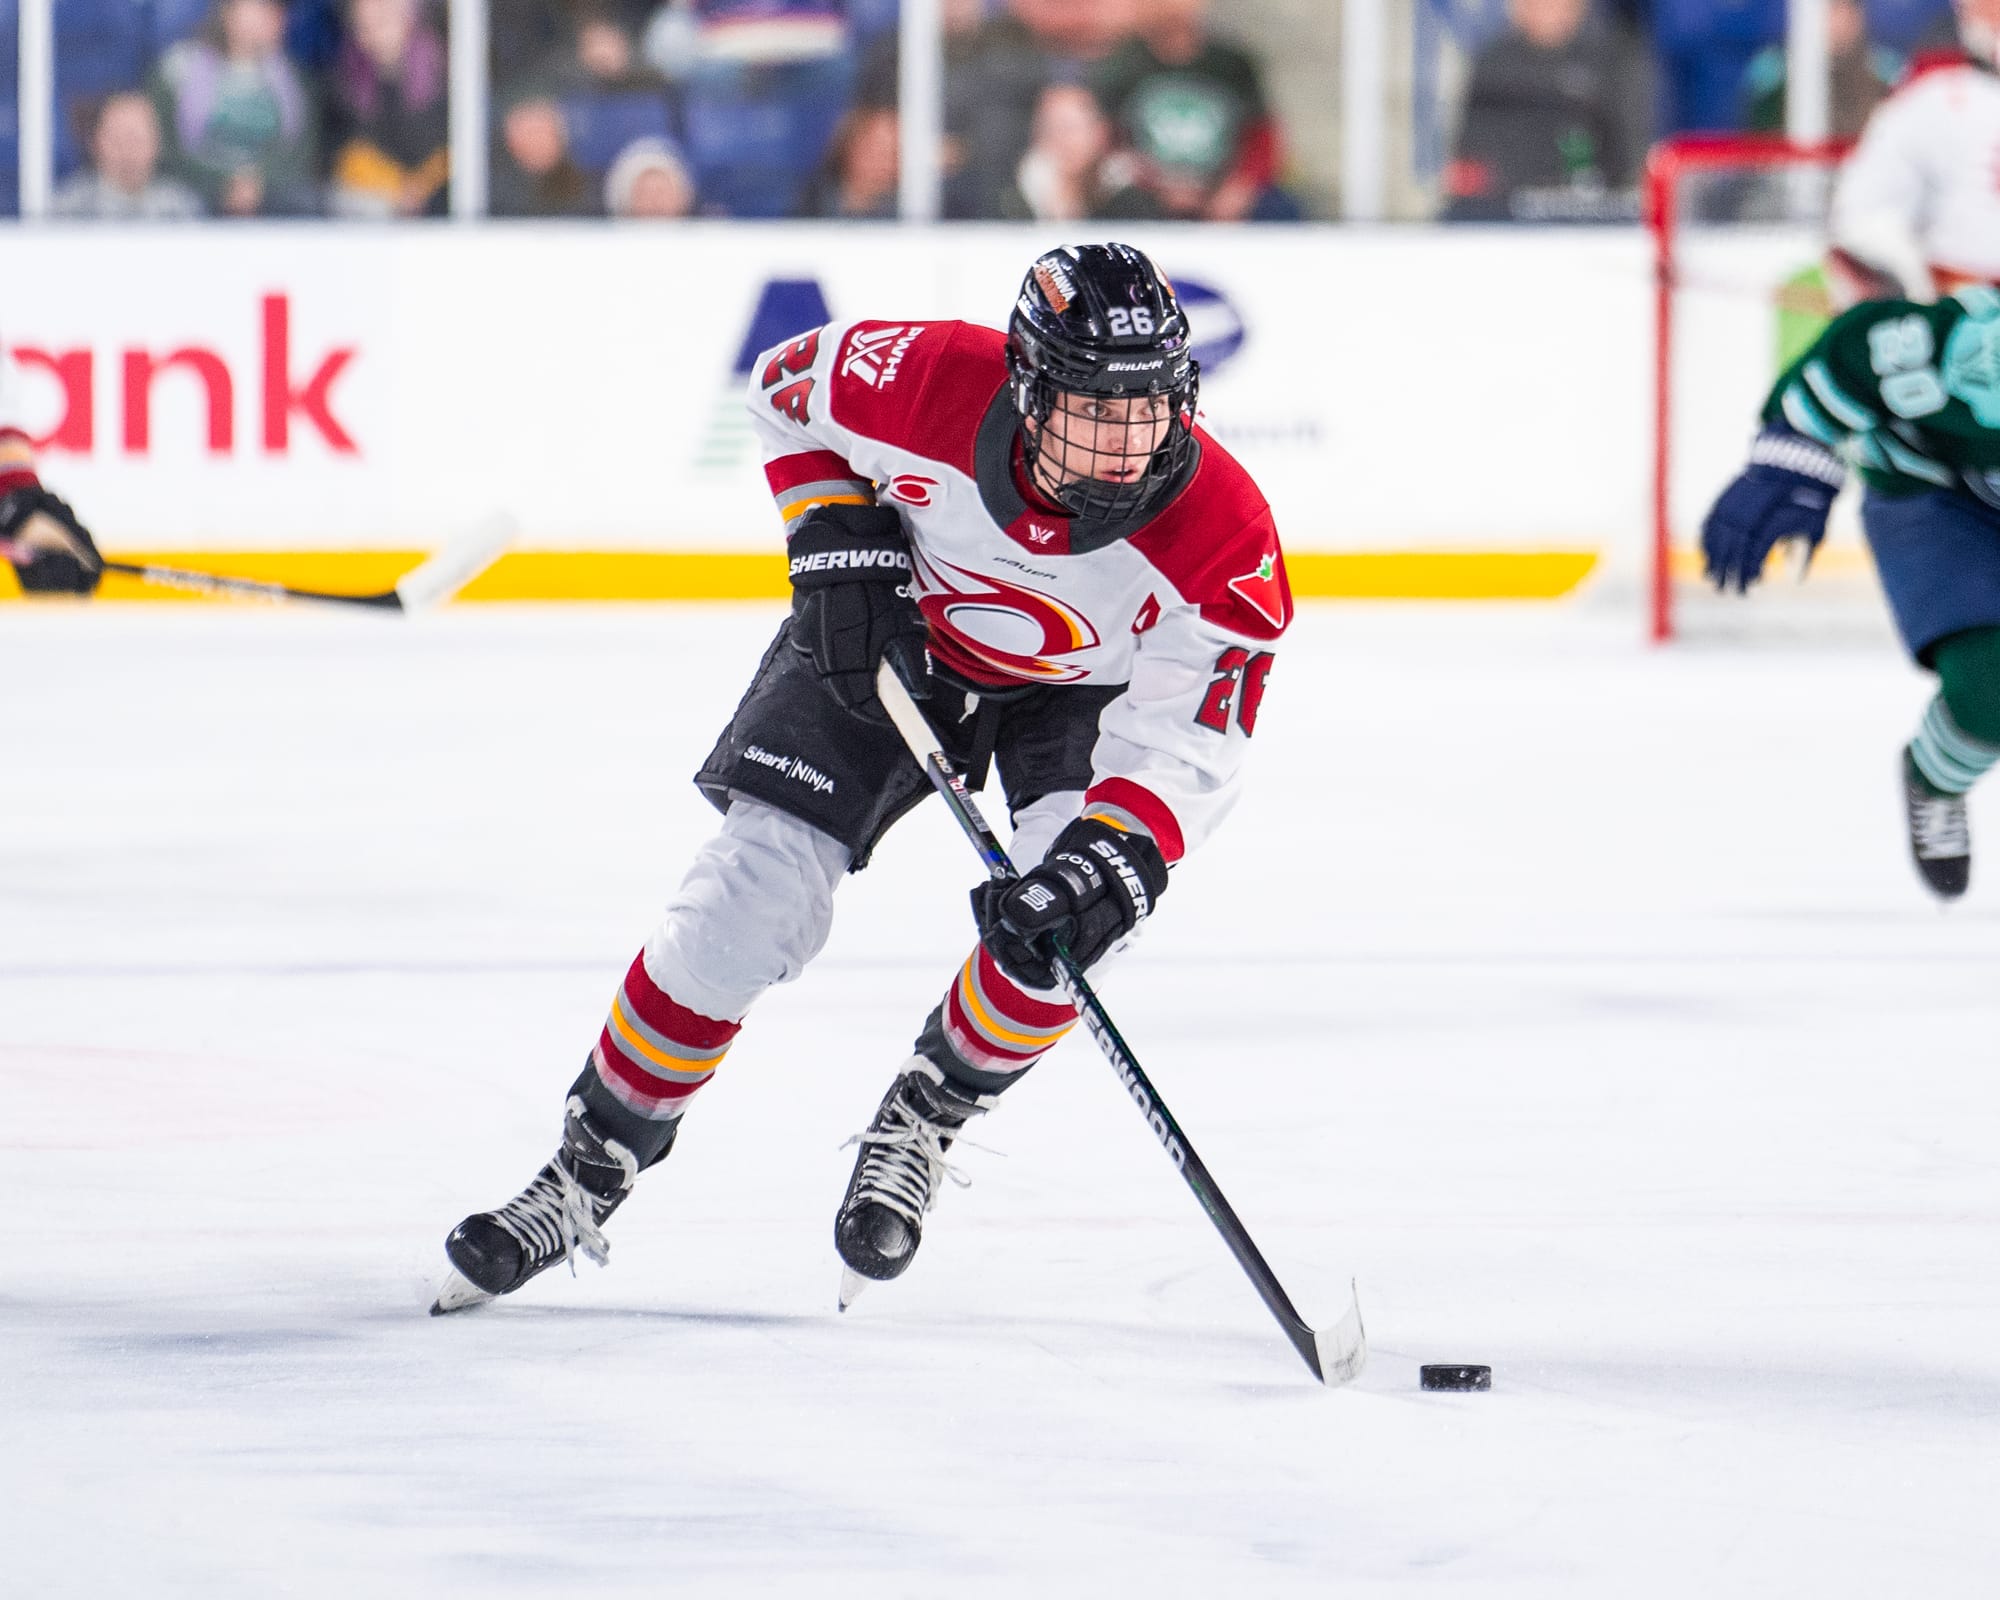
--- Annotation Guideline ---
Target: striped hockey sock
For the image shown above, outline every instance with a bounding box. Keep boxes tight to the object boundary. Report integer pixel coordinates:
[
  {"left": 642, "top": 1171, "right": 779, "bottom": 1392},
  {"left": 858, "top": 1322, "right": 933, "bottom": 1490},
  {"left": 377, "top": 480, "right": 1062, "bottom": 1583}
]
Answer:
[
  {"left": 1908, "top": 694, "right": 2000, "bottom": 796},
  {"left": 927, "top": 945, "right": 1078, "bottom": 1091},
  {"left": 589, "top": 949, "right": 741, "bottom": 1123}
]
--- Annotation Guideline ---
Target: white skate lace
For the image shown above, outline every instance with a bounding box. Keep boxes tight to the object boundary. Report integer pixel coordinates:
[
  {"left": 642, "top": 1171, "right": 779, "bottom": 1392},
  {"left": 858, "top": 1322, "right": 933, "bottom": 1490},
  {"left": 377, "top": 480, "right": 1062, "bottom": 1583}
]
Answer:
[
  {"left": 495, "top": 1161, "right": 617, "bottom": 1275},
  {"left": 1911, "top": 792, "right": 1971, "bottom": 861},
  {"left": 841, "top": 1099, "right": 982, "bottom": 1231}
]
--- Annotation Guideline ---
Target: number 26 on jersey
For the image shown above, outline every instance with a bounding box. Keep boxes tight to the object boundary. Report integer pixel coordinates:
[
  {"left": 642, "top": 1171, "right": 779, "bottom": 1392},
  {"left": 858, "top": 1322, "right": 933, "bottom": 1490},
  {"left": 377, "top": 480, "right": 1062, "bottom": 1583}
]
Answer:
[{"left": 1196, "top": 648, "right": 1273, "bottom": 736}]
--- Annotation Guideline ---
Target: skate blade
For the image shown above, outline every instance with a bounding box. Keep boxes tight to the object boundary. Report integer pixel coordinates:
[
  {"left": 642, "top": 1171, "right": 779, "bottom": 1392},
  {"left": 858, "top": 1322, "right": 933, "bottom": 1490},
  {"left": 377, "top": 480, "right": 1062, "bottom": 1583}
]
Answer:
[
  {"left": 836, "top": 1266, "right": 873, "bottom": 1313},
  {"left": 429, "top": 1267, "right": 495, "bottom": 1317}
]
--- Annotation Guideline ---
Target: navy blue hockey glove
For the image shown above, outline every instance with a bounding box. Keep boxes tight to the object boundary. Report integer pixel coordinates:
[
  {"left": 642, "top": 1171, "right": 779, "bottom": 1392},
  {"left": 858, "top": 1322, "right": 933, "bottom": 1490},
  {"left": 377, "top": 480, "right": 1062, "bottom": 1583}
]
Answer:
[
  {"left": 1700, "top": 430, "right": 1846, "bottom": 594},
  {"left": 0, "top": 485, "right": 101, "bottom": 596},
  {"left": 972, "top": 817, "right": 1170, "bottom": 990},
  {"left": 787, "top": 502, "right": 931, "bottom": 723}
]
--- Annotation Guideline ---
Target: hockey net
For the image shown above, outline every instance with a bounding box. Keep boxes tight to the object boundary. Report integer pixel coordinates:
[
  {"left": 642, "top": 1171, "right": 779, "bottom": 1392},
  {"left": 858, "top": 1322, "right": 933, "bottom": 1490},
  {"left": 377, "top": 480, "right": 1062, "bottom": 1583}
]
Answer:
[{"left": 1645, "top": 134, "right": 1891, "bottom": 643}]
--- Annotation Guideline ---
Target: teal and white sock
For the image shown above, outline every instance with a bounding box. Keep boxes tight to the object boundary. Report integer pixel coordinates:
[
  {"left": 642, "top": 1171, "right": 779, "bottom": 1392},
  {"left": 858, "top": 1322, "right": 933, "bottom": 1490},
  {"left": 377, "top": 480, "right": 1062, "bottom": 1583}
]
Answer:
[{"left": 1908, "top": 693, "right": 2000, "bottom": 796}]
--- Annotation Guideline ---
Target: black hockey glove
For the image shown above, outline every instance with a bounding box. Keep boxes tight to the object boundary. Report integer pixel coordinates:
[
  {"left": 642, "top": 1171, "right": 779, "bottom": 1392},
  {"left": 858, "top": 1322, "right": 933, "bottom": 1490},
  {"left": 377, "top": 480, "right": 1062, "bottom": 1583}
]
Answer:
[
  {"left": 972, "top": 817, "right": 1170, "bottom": 991},
  {"left": 786, "top": 502, "right": 931, "bottom": 722},
  {"left": 1700, "top": 430, "right": 1845, "bottom": 594},
  {"left": 0, "top": 485, "right": 102, "bottom": 596}
]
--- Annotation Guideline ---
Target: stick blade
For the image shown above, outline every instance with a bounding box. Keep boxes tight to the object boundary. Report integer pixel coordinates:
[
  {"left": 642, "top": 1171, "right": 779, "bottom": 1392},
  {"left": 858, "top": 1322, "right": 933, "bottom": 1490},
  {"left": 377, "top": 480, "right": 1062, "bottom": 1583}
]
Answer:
[
  {"left": 1312, "top": 1279, "right": 1368, "bottom": 1387},
  {"left": 393, "top": 513, "right": 516, "bottom": 612}
]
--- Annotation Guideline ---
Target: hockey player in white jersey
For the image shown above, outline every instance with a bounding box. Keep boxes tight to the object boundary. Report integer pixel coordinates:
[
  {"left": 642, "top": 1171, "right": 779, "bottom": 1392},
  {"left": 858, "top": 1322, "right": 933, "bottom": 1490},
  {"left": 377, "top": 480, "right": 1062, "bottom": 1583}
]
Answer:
[
  {"left": 0, "top": 340, "right": 101, "bottom": 597},
  {"left": 1827, "top": 0, "right": 2000, "bottom": 303},
  {"left": 435, "top": 242, "right": 1292, "bottom": 1314}
]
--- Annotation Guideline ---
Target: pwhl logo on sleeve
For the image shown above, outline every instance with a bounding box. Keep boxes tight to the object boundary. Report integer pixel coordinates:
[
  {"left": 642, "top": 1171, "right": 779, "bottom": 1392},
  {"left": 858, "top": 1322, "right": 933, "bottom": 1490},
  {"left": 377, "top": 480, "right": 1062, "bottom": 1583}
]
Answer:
[
  {"left": 11, "top": 294, "right": 357, "bottom": 457},
  {"left": 840, "top": 325, "right": 925, "bottom": 388}
]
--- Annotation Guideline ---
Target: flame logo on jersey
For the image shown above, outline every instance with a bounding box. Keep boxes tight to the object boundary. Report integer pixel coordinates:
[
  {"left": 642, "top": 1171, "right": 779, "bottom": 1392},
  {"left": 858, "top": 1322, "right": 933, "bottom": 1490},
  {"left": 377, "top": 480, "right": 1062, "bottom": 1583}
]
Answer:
[{"left": 911, "top": 551, "right": 1100, "bottom": 681}]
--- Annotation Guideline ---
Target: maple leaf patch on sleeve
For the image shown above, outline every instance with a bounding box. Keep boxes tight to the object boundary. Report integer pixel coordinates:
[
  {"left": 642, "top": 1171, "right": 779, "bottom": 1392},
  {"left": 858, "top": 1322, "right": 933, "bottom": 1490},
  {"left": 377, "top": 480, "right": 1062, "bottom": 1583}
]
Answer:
[{"left": 1227, "top": 551, "right": 1288, "bottom": 631}]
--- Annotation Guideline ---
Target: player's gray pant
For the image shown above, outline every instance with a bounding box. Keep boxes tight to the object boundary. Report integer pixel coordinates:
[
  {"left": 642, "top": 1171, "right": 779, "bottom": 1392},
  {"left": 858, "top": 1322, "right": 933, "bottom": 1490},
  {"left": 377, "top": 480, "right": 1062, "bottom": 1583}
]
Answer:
[
  {"left": 581, "top": 792, "right": 1089, "bottom": 1140},
  {"left": 647, "top": 793, "right": 1078, "bottom": 1022}
]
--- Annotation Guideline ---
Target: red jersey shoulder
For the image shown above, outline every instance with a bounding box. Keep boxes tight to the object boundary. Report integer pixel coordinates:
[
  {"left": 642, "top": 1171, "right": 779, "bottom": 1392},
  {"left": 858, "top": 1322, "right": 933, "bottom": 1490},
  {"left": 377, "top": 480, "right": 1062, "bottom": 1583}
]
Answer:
[
  {"left": 1892, "top": 48, "right": 1978, "bottom": 93},
  {"left": 1128, "top": 427, "right": 1291, "bottom": 641},
  {"left": 827, "top": 319, "right": 1008, "bottom": 474}
]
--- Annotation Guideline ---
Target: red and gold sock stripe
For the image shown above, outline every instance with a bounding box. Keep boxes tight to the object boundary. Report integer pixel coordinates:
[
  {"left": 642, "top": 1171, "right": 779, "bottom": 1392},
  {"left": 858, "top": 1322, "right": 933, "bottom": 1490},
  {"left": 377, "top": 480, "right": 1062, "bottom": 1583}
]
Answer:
[
  {"left": 590, "top": 950, "right": 742, "bottom": 1120},
  {"left": 940, "top": 945, "right": 1076, "bottom": 1078}
]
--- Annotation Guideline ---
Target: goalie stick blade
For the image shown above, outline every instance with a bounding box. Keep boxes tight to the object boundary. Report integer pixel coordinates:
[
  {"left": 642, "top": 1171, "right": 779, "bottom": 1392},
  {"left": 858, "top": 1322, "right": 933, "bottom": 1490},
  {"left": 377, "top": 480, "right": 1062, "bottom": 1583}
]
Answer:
[
  {"left": 392, "top": 513, "right": 516, "bottom": 612},
  {"left": 429, "top": 1268, "right": 495, "bottom": 1317}
]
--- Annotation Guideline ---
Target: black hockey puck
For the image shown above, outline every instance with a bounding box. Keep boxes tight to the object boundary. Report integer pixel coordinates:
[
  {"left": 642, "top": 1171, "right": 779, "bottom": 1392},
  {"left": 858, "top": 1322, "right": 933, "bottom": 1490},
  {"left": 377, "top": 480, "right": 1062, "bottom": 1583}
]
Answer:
[{"left": 1420, "top": 1364, "right": 1491, "bottom": 1391}]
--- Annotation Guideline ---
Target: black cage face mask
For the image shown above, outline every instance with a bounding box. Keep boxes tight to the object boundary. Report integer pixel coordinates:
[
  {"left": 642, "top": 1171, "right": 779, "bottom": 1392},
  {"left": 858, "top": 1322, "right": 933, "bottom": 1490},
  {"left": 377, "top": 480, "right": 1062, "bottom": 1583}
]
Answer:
[{"left": 1016, "top": 378, "right": 1199, "bottom": 524}]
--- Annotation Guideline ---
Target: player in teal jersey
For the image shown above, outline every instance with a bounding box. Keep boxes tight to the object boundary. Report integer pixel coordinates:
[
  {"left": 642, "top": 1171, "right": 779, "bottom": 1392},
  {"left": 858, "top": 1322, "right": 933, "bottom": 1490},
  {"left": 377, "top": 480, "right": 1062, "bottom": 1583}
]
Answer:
[{"left": 1702, "top": 285, "right": 2000, "bottom": 899}]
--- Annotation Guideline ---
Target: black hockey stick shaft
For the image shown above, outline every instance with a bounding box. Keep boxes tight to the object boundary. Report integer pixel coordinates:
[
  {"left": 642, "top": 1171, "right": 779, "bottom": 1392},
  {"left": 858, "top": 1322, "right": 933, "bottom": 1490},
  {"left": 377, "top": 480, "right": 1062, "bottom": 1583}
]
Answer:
[
  {"left": 874, "top": 661, "right": 1363, "bottom": 1385},
  {"left": 98, "top": 560, "right": 403, "bottom": 608},
  {"left": 4, "top": 516, "right": 513, "bottom": 612}
]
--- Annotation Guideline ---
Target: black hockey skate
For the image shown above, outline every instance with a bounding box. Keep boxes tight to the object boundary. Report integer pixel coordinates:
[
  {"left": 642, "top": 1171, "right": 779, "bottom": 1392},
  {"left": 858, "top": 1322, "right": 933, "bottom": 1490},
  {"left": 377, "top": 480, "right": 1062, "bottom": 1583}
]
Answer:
[
  {"left": 1903, "top": 746, "right": 1971, "bottom": 901},
  {"left": 432, "top": 1096, "right": 641, "bottom": 1315},
  {"left": 834, "top": 1057, "right": 993, "bottom": 1309}
]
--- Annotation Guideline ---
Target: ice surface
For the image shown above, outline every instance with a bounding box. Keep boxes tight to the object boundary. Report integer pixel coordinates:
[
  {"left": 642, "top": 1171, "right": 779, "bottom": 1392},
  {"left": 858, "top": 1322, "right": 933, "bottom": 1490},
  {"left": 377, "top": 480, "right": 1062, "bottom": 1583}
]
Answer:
[{"left": 4, "top": 603, "right": 1998, "bottom": 1596}]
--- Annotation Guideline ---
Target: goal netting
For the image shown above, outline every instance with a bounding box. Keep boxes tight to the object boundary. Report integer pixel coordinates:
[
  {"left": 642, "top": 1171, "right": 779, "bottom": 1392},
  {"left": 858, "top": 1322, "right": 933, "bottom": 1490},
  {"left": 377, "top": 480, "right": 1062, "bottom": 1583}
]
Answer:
[{"left": 1642, "top": 134, "right": 1896, "bottom": 644}]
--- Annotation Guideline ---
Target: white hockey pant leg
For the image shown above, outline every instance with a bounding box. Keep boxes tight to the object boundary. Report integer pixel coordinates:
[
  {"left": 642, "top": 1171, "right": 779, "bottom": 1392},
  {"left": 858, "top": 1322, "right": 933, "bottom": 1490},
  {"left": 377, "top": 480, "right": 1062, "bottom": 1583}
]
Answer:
[{"left": 640, "top": 798, "right": 852, "bottom": 1022}]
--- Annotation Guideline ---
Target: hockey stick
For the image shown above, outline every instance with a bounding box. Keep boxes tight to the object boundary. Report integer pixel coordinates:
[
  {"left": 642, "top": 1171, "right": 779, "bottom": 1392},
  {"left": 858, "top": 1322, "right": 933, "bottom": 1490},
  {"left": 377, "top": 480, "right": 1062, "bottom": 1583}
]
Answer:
[
  {"left": 875, "top": 659, "right": 1367, "bottom": 1387},
  {"left": 2, "top": 512, "right": 515, "bottom": 612}
]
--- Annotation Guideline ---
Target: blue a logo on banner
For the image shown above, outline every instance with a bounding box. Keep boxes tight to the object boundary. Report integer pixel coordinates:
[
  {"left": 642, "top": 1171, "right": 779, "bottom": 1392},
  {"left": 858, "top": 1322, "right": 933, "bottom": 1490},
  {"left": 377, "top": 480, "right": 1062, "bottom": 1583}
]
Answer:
[
  {"left": 731, "top": 280, "right": 835, "bottom": 377},
  {"left": 699, "top": 277, "right": 835, "bottom": 473}
]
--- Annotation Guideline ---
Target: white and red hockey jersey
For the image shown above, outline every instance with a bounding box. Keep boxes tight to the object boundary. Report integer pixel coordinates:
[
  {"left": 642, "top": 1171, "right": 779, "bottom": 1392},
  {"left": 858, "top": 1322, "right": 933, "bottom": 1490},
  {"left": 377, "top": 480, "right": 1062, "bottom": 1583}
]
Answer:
[
  {"left": 1829, "top": 52, "right": 2000, "bottom": 300},
  {"left": 745, "top": 317, "right": 1292, "bottom": 865}
]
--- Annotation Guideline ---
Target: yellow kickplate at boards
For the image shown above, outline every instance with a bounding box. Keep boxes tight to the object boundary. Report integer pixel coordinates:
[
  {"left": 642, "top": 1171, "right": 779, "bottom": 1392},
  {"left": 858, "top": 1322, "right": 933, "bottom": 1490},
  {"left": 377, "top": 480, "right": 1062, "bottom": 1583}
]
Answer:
[{"left": 4, "top": 548, "right": 1598, "bottom": 603}]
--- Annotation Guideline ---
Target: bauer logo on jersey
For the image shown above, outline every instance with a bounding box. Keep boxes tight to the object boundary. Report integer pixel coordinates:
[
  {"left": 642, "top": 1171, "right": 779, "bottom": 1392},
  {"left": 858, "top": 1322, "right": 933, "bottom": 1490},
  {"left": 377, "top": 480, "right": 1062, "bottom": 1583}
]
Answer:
[
  {"left": 840, "top": 325, "right": 926, "bottom": 389},
  {"left": 887, "top": 474, "right": 939, "bottom": 507}
]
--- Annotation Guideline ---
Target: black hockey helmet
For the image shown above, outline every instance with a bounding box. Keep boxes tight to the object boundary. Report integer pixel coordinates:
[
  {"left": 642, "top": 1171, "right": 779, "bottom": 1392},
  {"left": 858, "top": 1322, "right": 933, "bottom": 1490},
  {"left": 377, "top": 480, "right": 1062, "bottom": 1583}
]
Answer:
[{"left": 1005, "top": 242, "right": 1201, "bottom": 525}]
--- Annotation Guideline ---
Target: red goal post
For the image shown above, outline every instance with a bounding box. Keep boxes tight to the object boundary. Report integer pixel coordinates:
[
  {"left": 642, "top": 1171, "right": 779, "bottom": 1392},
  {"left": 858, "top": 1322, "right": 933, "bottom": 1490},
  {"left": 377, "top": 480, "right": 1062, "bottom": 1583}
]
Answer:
[{"left": 1645, "top": 134, "right": 1853, "bottom": 642}]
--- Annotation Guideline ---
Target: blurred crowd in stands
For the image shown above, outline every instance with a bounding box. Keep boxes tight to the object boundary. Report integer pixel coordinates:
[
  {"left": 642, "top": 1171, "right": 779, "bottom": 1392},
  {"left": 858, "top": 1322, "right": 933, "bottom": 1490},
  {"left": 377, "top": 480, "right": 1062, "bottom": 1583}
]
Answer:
[
  {"left": 0, "top": 0, "right": 1296, "bottom": 219},
  {"left": 0, "top": 0, "right": 1965, "bottom": 221},
  {"left": 1438, "top": 0, "right": 1945, "bottom": 221}
]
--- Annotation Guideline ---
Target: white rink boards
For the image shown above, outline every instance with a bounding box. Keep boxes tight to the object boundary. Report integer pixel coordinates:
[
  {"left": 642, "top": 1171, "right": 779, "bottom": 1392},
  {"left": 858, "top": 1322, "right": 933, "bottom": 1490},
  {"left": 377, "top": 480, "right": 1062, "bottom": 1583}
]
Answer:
[
  {"left": 4, "top": 603, "right": 1999, "bottom": 1596},
  {"left": 0, "top": 224, "right": 1682, "bottom": 558}
]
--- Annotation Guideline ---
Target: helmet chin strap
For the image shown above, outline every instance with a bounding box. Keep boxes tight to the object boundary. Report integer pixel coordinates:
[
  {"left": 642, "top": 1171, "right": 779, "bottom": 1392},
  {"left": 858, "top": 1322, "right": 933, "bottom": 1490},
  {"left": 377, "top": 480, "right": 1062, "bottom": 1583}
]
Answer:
[{"left": 1018, "top": 416, "right": 1068, "bottom": 508}]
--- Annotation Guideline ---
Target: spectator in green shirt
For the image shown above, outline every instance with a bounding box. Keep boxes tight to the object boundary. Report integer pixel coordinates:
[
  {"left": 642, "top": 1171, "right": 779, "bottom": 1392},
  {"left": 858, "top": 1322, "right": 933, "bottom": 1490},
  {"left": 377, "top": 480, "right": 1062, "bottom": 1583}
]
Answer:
[
  {"left": 1091, "top": 0, "right": 1292, "bottom": 222},
  {"left": 152, "top": 0, "right": 322, "bottom": 216}
]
